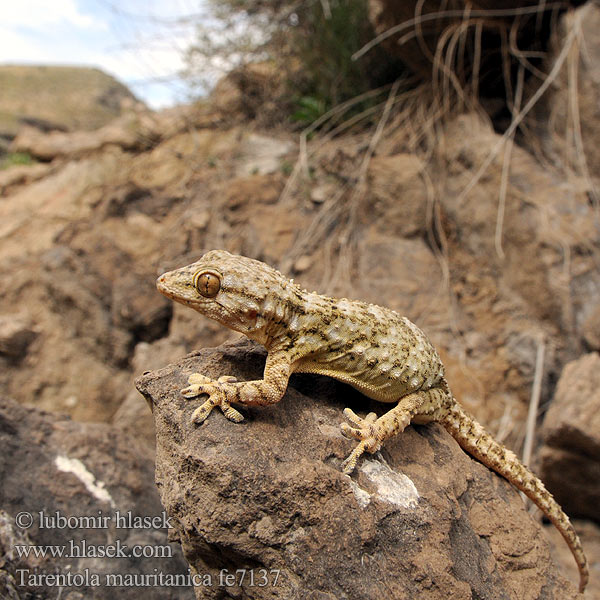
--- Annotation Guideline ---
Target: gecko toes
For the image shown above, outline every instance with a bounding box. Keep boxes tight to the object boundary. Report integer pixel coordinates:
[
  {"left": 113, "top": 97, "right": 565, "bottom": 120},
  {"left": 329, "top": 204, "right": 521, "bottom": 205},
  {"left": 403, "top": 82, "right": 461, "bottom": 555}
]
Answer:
[
  {"left": 188, "top": 373, "right": 213, "bottom": 385},
  {"left": 190, "top": 402, "right": 213, "bottom": 423},
  {"left": 340, "top": 422, "right": 362, "bottom": 440},
  {"left": 181, "top": 384, "right": 204, "bottom": 398},
  {"left": 222, "top": 405, "right": 245, "bottom": 422}
]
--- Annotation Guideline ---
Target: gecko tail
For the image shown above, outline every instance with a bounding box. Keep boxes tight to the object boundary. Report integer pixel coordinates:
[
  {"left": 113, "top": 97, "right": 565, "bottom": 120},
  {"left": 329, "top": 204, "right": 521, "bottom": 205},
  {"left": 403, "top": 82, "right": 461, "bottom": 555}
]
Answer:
[{"left": 442, "top": 402, "right": 588, "bottom": 593}]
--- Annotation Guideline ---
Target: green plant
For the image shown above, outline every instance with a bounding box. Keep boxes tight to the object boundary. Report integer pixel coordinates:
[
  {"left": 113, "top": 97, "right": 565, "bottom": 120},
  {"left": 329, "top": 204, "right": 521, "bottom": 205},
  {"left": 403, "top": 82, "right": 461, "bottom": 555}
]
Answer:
[
  {"left": 280, "top": 160, "right": 293, "bottom": 176},
  {"left": 0, "top": 151, "right": 34, "bottom": 170},
  {"left": 195, "top": 0, "right": 400, "bottom": 127},
  {"left": 291, "top": 96, "right": 327, "bottom": 125},
  {"left": 292, "top": 0, "right": 373, "bottom": 110}
]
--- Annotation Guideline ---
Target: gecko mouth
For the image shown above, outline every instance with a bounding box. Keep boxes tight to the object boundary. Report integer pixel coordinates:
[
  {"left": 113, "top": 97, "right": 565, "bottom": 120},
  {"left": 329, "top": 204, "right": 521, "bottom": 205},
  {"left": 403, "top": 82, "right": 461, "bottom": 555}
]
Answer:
[{"left": 156, "top": 276, "right": 178, "bottom": 300}]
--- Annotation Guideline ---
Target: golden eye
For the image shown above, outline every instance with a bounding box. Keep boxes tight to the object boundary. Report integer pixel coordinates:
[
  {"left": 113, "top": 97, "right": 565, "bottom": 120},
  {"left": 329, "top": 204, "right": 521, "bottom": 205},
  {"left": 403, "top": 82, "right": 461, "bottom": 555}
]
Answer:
[{"left": 194, "top": 272, "right": 221, "bottom": 298}]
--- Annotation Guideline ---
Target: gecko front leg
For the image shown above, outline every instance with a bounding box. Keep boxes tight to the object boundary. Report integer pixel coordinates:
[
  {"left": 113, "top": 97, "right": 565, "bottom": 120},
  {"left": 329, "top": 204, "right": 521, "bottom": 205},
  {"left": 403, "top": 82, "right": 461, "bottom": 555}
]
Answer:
[{"left": 181, "top": 352, "right": 291, "bottom": 425}]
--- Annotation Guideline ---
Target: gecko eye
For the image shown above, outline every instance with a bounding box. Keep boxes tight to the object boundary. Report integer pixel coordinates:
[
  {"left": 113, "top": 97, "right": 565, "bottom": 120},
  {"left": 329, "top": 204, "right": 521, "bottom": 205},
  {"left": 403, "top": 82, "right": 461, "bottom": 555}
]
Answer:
[{"left": 194, "top": 271, "right": 221, "bottom": 298}]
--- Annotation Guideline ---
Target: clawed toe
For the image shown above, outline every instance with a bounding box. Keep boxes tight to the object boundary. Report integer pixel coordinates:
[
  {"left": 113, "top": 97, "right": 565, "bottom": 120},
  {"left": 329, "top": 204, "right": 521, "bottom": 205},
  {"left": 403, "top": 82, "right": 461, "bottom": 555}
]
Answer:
[
  {"left": 340, "top": 409, "right": 382, "bottom": 473},
  {"left": 341, "top": 408, "right": 378, "bottom": 440},
  {"left": 183, "top": 373, "right": 244, "bottom": 424},
  {"left": 188, "top": 373, "right": 213, "bottom": 385}
]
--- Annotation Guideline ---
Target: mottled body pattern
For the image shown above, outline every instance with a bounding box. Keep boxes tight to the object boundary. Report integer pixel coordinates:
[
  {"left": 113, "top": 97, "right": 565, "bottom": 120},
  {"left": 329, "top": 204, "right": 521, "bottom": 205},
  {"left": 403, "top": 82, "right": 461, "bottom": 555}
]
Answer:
[{"left": 157, "top": 250, "right": 588, "bottom": 592}]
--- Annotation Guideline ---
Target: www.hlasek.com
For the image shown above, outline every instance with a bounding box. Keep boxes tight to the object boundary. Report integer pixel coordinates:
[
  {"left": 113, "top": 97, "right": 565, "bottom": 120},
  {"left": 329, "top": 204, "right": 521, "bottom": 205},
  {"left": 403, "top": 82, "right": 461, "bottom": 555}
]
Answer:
[{"left": 15, "top": 538, "right": 172, "bottom": 560}]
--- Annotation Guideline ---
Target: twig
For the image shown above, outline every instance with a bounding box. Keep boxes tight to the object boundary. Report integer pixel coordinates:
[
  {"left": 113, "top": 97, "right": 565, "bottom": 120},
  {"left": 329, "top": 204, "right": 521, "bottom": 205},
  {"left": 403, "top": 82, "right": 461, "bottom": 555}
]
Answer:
[
  {"left": 457, "top": 11, "right": 580, "bottom": 204},
  {"left": 495, "top": 61, "right": 524, "bottom": 260},
  {"left": 522, "top": 337, "right": 546, "bottom": 468}
]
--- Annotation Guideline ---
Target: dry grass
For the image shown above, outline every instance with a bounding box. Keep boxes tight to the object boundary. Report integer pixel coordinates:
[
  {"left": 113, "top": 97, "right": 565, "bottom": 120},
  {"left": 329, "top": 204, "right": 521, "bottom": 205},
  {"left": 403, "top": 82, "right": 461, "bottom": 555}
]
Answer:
[
  {"left": 278, "top": 3, "right": 597, "bottom": 286},
  {"left": 273, "top": 3, "right": 598, "bottom": 453}
]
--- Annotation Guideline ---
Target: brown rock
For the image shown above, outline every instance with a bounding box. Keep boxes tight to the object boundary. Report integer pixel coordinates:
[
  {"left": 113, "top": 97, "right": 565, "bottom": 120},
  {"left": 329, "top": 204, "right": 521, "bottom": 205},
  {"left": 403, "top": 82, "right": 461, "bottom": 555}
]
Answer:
[
  {"left": 366, "top": 153, "right": 428, "bottom": 238},
  {"left": 136, "top": 339, "right": 578, "bottom": 599},
  {"left": 0, "top": 163, "right": 52, "bottom": 196},
  {"left": 0, "top": 65, "right": 140, "bottom": 137},
  {"left": 11, "top": 111, "right": 159, "bottom": 161},
  {"left": 0, "top": 397, "right": 193, "bottom": 600},
  {"left": 545, "top": 520, "right": 600, "bottom": 600},
  {"left": 357, "top": 232, "right": 449, "bottom": 323},
  {"left": 0, "top": 313, "right": 37, "bottom": 362},
  {"left": 111, "top": 272, "right": 172, "bottom": 345},
  {"left": 234, "top": 133, "right": 295, "bottom": 177},
  {"left": 129, "top": 128, "right": 239, "bottom": 190},
  {"left": 582, "top": 306, "right": 600, "bottom": 352},
  {"left": 539, "top": 353, "right": 600, "bottom": 520}
]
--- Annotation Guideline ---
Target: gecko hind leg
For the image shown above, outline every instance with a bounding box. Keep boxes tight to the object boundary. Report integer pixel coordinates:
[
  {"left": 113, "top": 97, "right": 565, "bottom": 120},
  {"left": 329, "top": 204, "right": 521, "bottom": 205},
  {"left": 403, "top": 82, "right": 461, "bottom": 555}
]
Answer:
[{"left": 340, "top": 392, "right": 429, "bottom": 474}]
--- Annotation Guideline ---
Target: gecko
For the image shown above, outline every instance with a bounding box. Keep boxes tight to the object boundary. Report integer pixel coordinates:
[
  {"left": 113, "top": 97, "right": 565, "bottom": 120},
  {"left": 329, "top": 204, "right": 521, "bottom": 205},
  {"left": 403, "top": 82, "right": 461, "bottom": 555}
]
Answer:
[{"left": 156, "top": 249, "right": 588, "bottom": 592}]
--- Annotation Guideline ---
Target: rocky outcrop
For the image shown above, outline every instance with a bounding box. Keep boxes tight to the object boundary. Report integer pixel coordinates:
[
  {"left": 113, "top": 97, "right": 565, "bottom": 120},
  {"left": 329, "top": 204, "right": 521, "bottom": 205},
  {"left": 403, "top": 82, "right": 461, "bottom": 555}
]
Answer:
[
  {"left": 0, "top": 396, "right": 194, "bottom": 599},
  {"left": 136, "top": 340, "right": 579, "bottom": 600},
  {"left": 10, "top": 107, "right": 194, "bottom": 161},
  {"left": 539, "top": 353, "right": 600, "bottom": 521},
  {"left": 0, "top": 65, "right": 140, "bottom": 140}
]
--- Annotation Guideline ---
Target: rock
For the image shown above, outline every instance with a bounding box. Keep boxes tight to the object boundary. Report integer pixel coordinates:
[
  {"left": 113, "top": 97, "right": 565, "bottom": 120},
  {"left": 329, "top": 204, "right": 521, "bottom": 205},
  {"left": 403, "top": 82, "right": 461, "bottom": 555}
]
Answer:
[
  {"left": 366, "top": 153, "right": 428, "bottom": 237},
  {"left": 0, "top": 163, "right": 52, "bottom": 196},
  {"left": 234, "top": 133, "right": 295, "bottom": 176},
  {"left": 0, "top": 65, "right": 140, "bottom": 138},
  {"left": 209, "top": 62, "right": 289, "bottom": 125},
  {"left": 111, "top": 272, "right": 172, "bottom": 345},
  {"left": 0, "top": 314, "right": 37, "bottom": 362},
  {"left": 582, "top": 304, "right": 600, "bottom": 352},
  {"left": 129, "top": 128, "right": 239, "bottom": 190},
  {"left": 0, "top": 396, "right": 193, "bottom": 600},
  {"left": 112, "top": 337, "right": 190, "bottom": 450},
  {"left": 11, "top": 112, "right": 159, "bottom": 161},
  {"left": 545, "top": 519, "right": 600, "bottom": 600},
  {"left": 293, "top": 255, "right": 312, "bottom": 273},
  {"left": 223, "top": 173, "right": 284, "bottom": 211},
  {"left": 309, "top": 183, "right": 335, "bottom": 204},
  {"left": 135, "top": 339, "right": 578, "bottom": 599},
  {"left": 539, "top": 353, "right": 600, "bottom": 520},
  {"left": 357, "top": 232, "right": 448, "bottom": 322}
]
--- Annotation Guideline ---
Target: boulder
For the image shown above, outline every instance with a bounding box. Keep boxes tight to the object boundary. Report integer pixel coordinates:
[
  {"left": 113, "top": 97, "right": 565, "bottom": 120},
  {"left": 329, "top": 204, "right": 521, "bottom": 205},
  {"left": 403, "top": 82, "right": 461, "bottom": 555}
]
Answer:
[
  {"left": 136, "top": 339, "right": 579, "bottom": 599},
  {"left": 0, "top": 313, "right": 38, "bottom": 363},
  {"left": 539, "top": 353, "right": 600, "bottom": 521},
  {"left": 0, "top": 397, "right": 193, "bottom": 599}
]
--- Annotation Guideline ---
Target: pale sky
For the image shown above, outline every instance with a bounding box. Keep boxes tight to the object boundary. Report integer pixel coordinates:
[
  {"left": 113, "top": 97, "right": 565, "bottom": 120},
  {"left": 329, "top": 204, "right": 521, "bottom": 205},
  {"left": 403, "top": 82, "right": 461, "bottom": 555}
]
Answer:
[{"left": 0, "top": 0, "right": 211, "bottom": 108}]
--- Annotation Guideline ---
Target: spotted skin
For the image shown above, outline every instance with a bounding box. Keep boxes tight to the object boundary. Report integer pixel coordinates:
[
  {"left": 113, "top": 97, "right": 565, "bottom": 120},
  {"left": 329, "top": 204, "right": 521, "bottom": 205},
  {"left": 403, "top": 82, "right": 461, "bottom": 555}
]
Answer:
[{"left": 157, "top": 249, "right": 588, "bottom": 592}]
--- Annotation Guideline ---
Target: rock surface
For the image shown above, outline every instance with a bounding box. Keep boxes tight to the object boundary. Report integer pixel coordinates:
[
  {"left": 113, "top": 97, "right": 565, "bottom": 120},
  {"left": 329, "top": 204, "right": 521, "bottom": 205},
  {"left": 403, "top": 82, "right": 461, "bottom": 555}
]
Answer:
[
  {"left": 136, "top": 340, "right": 579, "bottom": 600},
  {"left": 0, "top": 65, "right": 140, "bottom": 138},
  {"left": 539, "top": 353, "right": 600, "bottom": 521},
  {"left": 0, "top": 396, "right": 194, "bottom": 599}
]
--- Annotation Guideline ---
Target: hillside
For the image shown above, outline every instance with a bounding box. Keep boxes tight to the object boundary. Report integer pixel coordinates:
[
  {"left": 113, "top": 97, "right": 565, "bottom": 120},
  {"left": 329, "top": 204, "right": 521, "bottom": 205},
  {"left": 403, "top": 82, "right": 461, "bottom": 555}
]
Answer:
[{"left": 0, "top": 65, "right": 141, "bottom": 157}]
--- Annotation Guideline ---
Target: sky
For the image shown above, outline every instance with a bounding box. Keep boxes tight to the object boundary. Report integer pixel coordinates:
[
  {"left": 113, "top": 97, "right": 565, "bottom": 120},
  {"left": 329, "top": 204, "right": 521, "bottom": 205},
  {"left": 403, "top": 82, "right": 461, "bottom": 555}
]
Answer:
[{"left": 0, "top": 0, "right": 212, "bottom": 108}]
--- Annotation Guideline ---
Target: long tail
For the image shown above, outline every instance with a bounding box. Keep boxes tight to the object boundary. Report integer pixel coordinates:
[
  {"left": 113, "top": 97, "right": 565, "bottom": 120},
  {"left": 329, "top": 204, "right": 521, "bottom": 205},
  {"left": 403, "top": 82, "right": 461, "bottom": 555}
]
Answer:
[{"left": 442, "top": 402, "right": 588, "bottom": 593}]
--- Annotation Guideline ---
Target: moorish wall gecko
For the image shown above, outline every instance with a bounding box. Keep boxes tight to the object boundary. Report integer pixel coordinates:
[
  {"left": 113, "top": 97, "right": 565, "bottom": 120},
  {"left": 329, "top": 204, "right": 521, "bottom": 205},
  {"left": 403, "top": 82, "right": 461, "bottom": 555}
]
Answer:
[{"left": 157, "top": 249, "right": 588, "bottom": 592}]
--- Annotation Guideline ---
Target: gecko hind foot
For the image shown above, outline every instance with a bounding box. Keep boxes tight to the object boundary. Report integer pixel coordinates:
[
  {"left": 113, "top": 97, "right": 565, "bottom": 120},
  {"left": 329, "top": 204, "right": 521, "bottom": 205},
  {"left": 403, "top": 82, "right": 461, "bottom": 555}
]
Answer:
[
  {"left": 182, "top": 373, "right": 244, "bottom": 424},
  {"left": 340, "top": 409, "right": 382, "bottom": 474}
]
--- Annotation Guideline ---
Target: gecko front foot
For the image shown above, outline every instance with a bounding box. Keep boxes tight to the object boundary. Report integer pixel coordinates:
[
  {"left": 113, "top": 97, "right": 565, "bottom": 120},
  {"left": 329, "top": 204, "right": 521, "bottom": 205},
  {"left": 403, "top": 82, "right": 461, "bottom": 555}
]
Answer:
[
  {"left": 340, "top": 408, "right": 382, "bottom": 474},
  {"left": 181, "top": 373, "right": 245, "bottom": 424}
]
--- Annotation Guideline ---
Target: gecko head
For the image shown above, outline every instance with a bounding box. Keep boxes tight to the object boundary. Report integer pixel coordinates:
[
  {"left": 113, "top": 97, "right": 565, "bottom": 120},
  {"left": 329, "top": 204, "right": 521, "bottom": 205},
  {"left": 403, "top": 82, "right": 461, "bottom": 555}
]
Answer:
[{"left": 156, "top": 249, "right": 287, "bottom": 336}]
